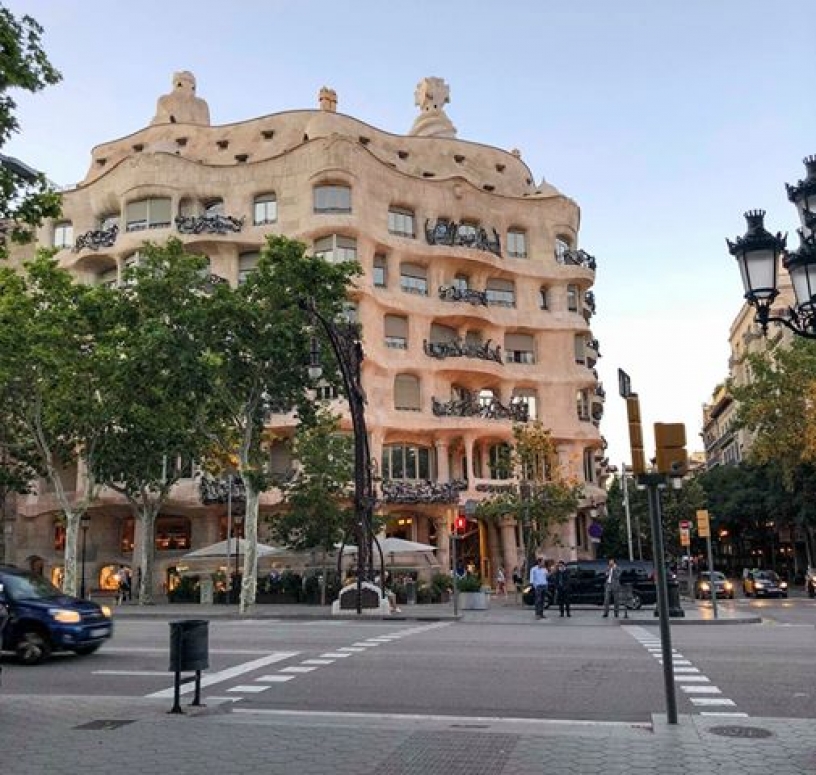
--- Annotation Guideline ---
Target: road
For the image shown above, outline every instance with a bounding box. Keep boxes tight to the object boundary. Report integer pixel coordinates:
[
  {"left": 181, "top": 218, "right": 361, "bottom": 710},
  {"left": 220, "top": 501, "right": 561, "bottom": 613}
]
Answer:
[{"left": 2, "top": 596, "right": 813, "bottom": 724}]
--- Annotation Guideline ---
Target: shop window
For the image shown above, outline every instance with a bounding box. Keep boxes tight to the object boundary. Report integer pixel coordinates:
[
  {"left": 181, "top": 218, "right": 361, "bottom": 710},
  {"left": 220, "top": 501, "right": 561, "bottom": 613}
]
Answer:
[{"left": 155, "top": 516, "right": 191, "bottom": 551}]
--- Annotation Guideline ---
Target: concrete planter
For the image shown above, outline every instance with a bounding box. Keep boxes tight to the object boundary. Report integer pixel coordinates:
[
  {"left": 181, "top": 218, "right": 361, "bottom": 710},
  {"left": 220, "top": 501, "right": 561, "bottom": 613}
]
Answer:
[{"left": 458, "top": 590, "right": 489, "bottom": 610}]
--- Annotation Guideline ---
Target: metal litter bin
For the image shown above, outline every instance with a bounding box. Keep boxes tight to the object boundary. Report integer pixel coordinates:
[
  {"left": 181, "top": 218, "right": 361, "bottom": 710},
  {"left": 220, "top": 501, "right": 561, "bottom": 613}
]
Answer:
[
  {"left": 169, "top": 619, "right": 209, "bottom": 672},
  {"left": 406, "top": 579, "right": 417, "bottom": 605}
]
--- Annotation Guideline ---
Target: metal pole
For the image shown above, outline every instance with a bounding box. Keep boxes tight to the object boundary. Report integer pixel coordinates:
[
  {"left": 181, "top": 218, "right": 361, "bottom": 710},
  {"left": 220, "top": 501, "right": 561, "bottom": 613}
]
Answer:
[
  {"left": 707, "top": 533, "right": 719, "bottom": 620},
  {"left": 451, "top": 526, "right": 459, "bottom": 617},
  {"left": 80, "top": 523, "right": 88, "bottom": 599},
  {"left": 226, "top": 473, "right": 233, "bottom": 603},
  {"left": 622, "top": 463, "right": 634, "bottom": 562},
  {"left": 643, "top": 473, "right": 678, "bottom": 724}
]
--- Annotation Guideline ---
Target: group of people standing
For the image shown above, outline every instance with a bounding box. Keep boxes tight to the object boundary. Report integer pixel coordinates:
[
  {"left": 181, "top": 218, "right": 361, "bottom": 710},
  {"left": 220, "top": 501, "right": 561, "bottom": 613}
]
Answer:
[{"left": 524, "top": 557, "right": 623, "bottom": 620}]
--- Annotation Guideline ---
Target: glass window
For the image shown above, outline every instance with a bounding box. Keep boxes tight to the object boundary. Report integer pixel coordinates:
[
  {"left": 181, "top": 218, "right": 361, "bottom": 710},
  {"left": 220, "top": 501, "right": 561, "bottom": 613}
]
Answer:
[
  {"left": 540, "top": 286, "right": 549, "bottom": 310},
  {"left": 373, "top": 254, "right": 387, "bottom": 287},
  {"left": 577, "top": 389, "right": 590, "bottom": 421},
  {"left": 512, "top": 389, "right": 538, "bottom": 420},
  {"left": 314, "top": 184, "right": 351, "bottom": 213},
  {"left": 507, "top": 229, "right": 527, "bottom": 259},
  {"left": 394, "top": 373, "right": 421, "bottom": 410},
  {"left": 204, "top": 199, "right": 224, "bottom": 216},
  {"left": 458, "top": 221, "right": 478, "bottom": 242},
  {"left": 400, "top": 263, "right": 428, "bottom": 295},
  {"left": 486, "top": 278, "right": 515, "bottom": 307},
  {"left": 388, "top": 207, "right": 416, "bottom": 238},
  {"left": 505, "top": 333, "right": 535, "bottom": 364},
  {"left": 238, "top": 251, "right": 259, "bottom": 284},
  {"left": 567, "top": 284, "right": 580, "bottom": 312},
  {"left": 384, "top": 314, "right": 408, "bottom": 349},
  {"left": 555, "top": 235, "right": 571, "bottom": 262},
  {"left": 53, "top": 222, "right": 73, "bottom": 249},
  {"left": 489, "top": 443, "right": 512, "bottom": 480},
  {"left": 99, "top": 213, "right": 119, "bottom": 231},
  {"left": 583, "top": 449, "right": 596, "bottom": 483},
  {"left": 314, "top": 234, "right": 357, "bottom": 263},
  {"left": 382, "top": 444, "right": 434, "bottom": 480},
  {"left": 125, "top": 198, "right": 171, "bottom": 232},
  {"left": 155, "top": 516, "right": 191, "bottom": 551},
  {"left": 574, "top": 334, "right": 586, "bottom": 364},
  {"left": 453, "top": 274, "right": 469, "bottom": 292},
  {"left": 254, "top": 193, "right": 277, "bottom": 225}
]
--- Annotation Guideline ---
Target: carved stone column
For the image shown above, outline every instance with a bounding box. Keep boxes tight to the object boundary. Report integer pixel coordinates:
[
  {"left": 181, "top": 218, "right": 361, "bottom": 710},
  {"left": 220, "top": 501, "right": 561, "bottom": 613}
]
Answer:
[
  {"left": 435, "top": 440, "right": 450, "bottom": 482},
  {"left": 436, "top": 510, "right": 451, "bottom": 571},
  {"left": 464, "top": 437, "right": 475, "bottom": 482},
  {"left": 500, "top": 516, "right": 520, "bottom": 586},
  {"left": 487, "top": 519, "right": 502, "bottom": 587}
]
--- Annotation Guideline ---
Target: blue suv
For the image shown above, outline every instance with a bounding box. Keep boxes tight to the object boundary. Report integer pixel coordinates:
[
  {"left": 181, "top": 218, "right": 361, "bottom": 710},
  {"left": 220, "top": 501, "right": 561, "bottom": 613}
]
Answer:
[{"left": 0, "top": 566, "right": 113, "bottom": 665}]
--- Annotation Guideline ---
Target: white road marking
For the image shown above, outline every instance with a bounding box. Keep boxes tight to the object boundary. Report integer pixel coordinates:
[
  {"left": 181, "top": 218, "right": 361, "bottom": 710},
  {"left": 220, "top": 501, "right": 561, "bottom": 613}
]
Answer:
[
  {"left": 674, "top": 675, "right": 710, "bottom": 683},
  {"left": 690, "top": 698, "right": 736, "bottom": 707},
  {"left": 256, "top": 675, "right": 294, "bottom": 683},
  {"left": 279, "top": 666, "right": 318, "bottom": 674},
  {"left": 228, "top": 685, "right": 269, "bottom": 693},
  {"left": 301, "top": 659, "right": 334, "bottom": 666},
  {"left": 320, "top": 652, "right": 352, "bottom": 658},
  {"left": 338, "top": 647, "right": 366, "bottom": 652},
  {"left": 673, "top": 667, "right": 701, "bottom": 674},
  {"left": 94, "top": 670, "right": 170, "bottom": 676},
  {"left": 145, "top": 651, "right": 298, "bottom": 698},
  {"left": 681, "top": 686, "right": 722, "bottom": 694},
  {"left": 700, "top": 712, "right": 749, "bottom": 718}
]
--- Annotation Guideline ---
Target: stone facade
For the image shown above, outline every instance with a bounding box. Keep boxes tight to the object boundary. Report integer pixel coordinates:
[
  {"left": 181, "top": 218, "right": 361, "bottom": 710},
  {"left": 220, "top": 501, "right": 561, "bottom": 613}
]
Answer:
[{"left": 10, "top": 74, "right": 606, "bottom": 595}]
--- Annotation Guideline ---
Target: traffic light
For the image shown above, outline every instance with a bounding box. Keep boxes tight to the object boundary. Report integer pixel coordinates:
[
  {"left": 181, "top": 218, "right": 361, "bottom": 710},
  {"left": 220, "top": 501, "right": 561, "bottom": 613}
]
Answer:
[
  {"left": 654, "top": 422, "right": 688, "bottom": 477},
  {"left": 454, "top": 515, "right": 467, "bottom": 535},
  {"left": 626, "top": 395, "right": 646, "bottom": 475}
]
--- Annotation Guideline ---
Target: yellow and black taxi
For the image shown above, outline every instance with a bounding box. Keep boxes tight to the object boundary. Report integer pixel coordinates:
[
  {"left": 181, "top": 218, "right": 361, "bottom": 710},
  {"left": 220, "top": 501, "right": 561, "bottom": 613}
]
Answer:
[
  {"left": 742, "top": 568, "right": 788, "bottom": 599},
  {"left": 0, "top": 566, "right": 113, "bottom": 665}
]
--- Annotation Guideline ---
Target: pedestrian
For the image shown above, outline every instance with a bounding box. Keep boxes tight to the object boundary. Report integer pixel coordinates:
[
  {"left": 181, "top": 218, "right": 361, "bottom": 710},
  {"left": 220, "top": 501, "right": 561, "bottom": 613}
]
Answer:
[
  {"left": 114, "top": 565, "right": 127, "bottom": 605},
  {"left": 495, "top": 566, "right": 507, "bottom": 597},
  {"left": 529, "top": 557, "right": 549, "bottom": 619},
  {"left": 122, "top": 566, "right": 133, "bottom": 602},
  {"left": 552, "top": 560, "right": 572, "bottom": 617},
  {"left": 602, "top": 558, "right": 622, "bottom": 618}
]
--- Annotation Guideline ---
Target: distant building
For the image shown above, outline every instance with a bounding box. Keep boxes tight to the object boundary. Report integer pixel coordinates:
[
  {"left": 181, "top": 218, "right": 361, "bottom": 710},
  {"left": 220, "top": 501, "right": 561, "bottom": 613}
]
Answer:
[{"left": 10, "top": 73, "right": 605, "bottom": 594}]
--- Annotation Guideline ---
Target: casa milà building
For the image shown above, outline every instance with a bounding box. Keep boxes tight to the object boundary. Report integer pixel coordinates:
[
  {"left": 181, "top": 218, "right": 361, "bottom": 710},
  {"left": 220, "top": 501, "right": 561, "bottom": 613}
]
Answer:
[{"left": 12, "top": 72, "right": 607, "bottom": 594}]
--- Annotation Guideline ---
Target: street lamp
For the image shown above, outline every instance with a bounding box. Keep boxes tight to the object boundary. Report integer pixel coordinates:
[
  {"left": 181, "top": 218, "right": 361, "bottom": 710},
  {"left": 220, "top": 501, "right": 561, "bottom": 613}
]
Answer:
[
  {"left": 79, "top": 514, "right": 91, "bottom": 599},
  {"left": 729, "top": 156, "right": 816, "bottom": 338},
  {"left": 304, "top": 303, "right": 380, "bottom": 615}
]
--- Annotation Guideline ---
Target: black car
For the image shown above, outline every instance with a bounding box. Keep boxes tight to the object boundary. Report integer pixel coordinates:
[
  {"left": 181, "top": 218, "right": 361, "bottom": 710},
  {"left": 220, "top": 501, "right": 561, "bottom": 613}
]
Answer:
[
  {"left": 0, "top": 566, "right": 113, "bottom": 665},
  {"left": 522, "top": 560, "right": 658, "bottom": 609}
]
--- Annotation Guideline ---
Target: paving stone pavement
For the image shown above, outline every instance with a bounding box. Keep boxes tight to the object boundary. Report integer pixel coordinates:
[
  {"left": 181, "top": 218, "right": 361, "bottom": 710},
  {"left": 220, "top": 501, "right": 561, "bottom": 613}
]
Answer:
[{"left": 1, "top": 695, "right": 813, "bottom": 775}]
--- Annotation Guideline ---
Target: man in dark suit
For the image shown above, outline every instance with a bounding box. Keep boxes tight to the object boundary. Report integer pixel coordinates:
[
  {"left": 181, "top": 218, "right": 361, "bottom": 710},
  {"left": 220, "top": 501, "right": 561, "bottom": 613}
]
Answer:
[{"left": 602, "top": 558, "right": 622, "bottom": 618}]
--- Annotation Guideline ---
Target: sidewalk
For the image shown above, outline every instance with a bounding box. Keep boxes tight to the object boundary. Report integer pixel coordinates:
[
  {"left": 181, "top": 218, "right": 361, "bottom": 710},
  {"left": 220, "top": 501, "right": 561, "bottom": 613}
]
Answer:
[{"left": 110, "top": 595, "right": 762, "bottom": 625}]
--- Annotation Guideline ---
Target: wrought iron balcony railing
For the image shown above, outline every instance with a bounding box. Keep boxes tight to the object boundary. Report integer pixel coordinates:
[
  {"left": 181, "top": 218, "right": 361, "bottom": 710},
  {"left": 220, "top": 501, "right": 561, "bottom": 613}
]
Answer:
[
  {"left": 433, "top": 394, "right": 529, "bottom": 422},
  {"left": 73, "top": 224, "right": 118, "bottom": 252},
  {"left": 438, "top": 285, "right": 489, "bottom": 306},
  {"left": 558, "top": 248, "right": 597, "bottom": 270},
  {"left": 381, "top": 478, "right": 467, "bottom": 504},
  {"left": 423, "top": 338, "right": 503, "bottom": 363},
  {"left": 424, "top": 218, "right": 501, "bottom": 257},
  {"left": 175, "top": 213, "right": 244, "bottom": 235}
]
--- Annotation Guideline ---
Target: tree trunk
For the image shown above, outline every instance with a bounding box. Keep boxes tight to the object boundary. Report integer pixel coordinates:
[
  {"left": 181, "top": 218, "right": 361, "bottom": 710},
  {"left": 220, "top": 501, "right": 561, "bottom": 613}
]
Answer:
[
  {"left": 135, "top": 501, "right": 159, "bottom": 605},
  {"left": 239, "top": 482, "right": 259, "bottom": 614},
  {"left": 62, "top": 510, "right": 80, "bottom": 595}
]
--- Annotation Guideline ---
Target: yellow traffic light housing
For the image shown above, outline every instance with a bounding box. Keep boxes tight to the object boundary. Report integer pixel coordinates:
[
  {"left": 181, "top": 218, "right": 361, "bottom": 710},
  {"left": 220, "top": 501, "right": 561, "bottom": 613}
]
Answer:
[
  {"left": 626, "top": 395, "right": 646, "bottom": 474},
  {"left": 654, "top": 422, "right": 688, "bottom": 477}
]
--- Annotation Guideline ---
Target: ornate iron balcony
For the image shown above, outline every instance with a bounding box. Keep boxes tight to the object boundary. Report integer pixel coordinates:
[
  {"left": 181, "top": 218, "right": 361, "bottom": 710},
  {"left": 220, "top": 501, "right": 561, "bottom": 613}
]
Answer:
[
  {"left": 475, "top": 482, "right": 516, "bottom": 493},
  {"left": 73, "top": 224, "right": 118, "bottom": 252},
  {"left": 558, "top": 248, "right": 597, "bottom": 270},
  {"left": 423, "top": 338, "right": 503, "bottom": 363},
  {"left": 424, "top": 219, "right": 501, "bottom": 257},
  {"left": 432, "top": 393, "right": 529, "bottom": 422},
  {"left": 381, "top": 478, "right": 467, "bottom": 504},
  {"left": 438, "top": 285, "right": 489, "bottom": 306},
  {"left": 199, "top": 474, "right": 246, "bottom": 505},
  {"left": 176, "top": 213, "right": 244, "bottom": 235}
]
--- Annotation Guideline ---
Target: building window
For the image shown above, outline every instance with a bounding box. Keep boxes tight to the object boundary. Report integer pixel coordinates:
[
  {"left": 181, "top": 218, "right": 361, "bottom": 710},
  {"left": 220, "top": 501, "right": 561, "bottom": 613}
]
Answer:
[
  {"left": 313, "top": 184, "right": 351, "bottom": 213},
  {"left": 99, "top": 213, "right": 119, "bottom": 231},
  {"left": 53, "top": 221, "right": 73, "bottom": 249},
  {"left": 381, "top": 444, "right": 434, "bottom": 480},
  {"left": 458, "top": 221, "right": 478, "bottom": 243},
  {"left": 253, "top": 193, "right": 277, "bottom": 225},
  {"left": 567, "top": 284, "right": 580, "bottom": 312},
  {"left": 555, "top": 234, "right": 571, "bottom": 262},
  {"left": 512, "top": 389, "right": 538, "bottom": 420},
  {"left": 394, "top": 373, "right": 421, "bottom": 411},
  {"left": 384, "top": 314, "right": 408, "bottom": 349},
  {"left": 488, "top": 443, "right": 512, "bottom": 480},
  {"left": 97, "top": 267, "right": 118, "bottom": 287},
  {"left": 388, "top": 206, "right": 416, "bottom": 238},
  {"left": 155, "top": 516, "right": 192, "bottom": 551},
  {"left": 583, "top": 448, "right": 596, "bottom": 484},
  {"left": 507, "top": 229, "right": 527, "bottom": 259},
  {"left": 203, "top": 198, "right": 224, "bottom": 216},
  {"left": 340, "top": 301, "right": 358, "bottom": 324},
  {"left": 400, "top": 263, "right": 428, "bottom": 295},
  {"left": 540, "top": 286, "right": 549, "bottom": 310},
  {"left": 315, "top": 384, "right": 340, "bottom": 401},
  {"left": 125, "top": 198, "right": 171, "bottom": 232},
  {"left": 314, "top": 234, "right": 357, "bottom": 263},
  {"left": 238, "top": 251, "right": 260, "bottom": 284},
  {"left": 373, "top": 253, "right": 387, "bottom": 287},
  {"left": 577, "top": 389, "right": 590, "bottom": 421},
  {"left": 486, "top": 278, "right": 515, "bottom": 307},
  {"left": 453, "top": 274, "right": 469, "bottom": 292},
  {"left": 505, "top": 333, "right": 536, "bottom": 364},
  {"left": 574, "top": 334, "right": 586, "bottom": 365}
]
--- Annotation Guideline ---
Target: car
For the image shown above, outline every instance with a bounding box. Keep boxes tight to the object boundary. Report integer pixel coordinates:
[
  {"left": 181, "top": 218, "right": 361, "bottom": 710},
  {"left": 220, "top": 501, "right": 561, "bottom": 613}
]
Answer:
[
  {"left": 694, "top": 571, "right": 734, "bottom": 600},
  {"left": 806, "top": 567, "right": 816, "bottom": 598},
  {"left": 742, "top": 568, "right": 788, "bottom": 598},
  {"left": 0, "top": 565, "right": 113, "bottom": 665}
]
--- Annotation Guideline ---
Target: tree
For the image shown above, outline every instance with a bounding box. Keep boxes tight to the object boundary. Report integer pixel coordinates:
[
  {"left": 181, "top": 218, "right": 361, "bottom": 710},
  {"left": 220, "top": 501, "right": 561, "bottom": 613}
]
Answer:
[
  {"left": 202, "top": 235, "right": 358, "bottom": 613},
  {"left": 597, "top": 476, "right": 631, "bottom": 560},
  {"left": 90, "top": 239, "right": 226, "bottom": 604},
  {"left": 0, "top": 7, "right": 62, "bottom": 259},
  {"left": 476, "top": 421, "right": 583, "bottom": 573},
  {"left": 272, "top": 410, "right": 354, "bottom": 602},
  {"left": 0, "top": 252, "right": 111, "bottom": 593}
]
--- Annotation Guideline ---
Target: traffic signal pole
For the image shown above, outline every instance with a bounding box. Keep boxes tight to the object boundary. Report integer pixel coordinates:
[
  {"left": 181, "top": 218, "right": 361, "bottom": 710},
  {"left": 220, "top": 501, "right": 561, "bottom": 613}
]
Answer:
[
  {"left": 642, "top": 472, "right": 678, "bottom": 725},
  {"left": 451, "top": 527, "right": 459, "bottom": 618}
]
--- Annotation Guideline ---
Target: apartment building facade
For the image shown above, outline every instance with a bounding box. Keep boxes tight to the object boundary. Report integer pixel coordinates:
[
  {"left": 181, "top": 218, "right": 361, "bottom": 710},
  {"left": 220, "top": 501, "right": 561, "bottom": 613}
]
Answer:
[{"left": 9, "top": 73, "right": 606, "bottom": 594}]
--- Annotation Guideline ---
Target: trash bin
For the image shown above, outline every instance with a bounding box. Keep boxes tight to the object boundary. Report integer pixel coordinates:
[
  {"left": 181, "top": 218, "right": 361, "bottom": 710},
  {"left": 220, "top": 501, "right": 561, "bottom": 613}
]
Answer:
[
  {"left": 667, "top": 579, "right": 685, "bottom": 618},
  {"left": 169, "top": 619, "right": 210, "bottom": 673},
  {"left": 406, "top": 579, "right": 417, "bottom": 606}
]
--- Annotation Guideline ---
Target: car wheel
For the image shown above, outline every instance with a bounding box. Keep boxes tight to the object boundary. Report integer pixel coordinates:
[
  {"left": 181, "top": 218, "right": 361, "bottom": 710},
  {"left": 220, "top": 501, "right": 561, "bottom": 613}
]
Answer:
[
  {"left": 628, "top": 592, "right": 643, "bottom": 610},
  {"left": 15, "top": 628, "right": 51, "bottom": 665},
  {"left": 73, "top": 643, "right": 101, "bottom": 656}
]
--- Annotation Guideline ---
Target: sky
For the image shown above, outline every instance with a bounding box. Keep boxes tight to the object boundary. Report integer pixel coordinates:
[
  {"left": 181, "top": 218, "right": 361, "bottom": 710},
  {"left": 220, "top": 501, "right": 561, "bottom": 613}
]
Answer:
[{"left": 4, "top": 0, "right": 813, "bottom": 470}]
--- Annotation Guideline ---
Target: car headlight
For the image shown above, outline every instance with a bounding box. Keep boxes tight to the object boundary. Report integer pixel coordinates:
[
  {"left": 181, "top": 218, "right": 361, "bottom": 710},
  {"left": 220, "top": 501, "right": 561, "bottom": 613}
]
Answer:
[
  {"left": 101, "top": 605, "right": 112, "bottom": 618},
  {"left": 754, "top": 581, "right": 766, "bottom": 588},
  {"left": 724, "top": 582, "right": 733, "bottom": 590},
  {"left": 780, "top": 581, "right": 788, "bottom": 589},
  {"left": 50, "top": 609, "right": 81, "bottom": 623},
  {"left": 700, "top": 582, "right": 710, "bottom": 591}
]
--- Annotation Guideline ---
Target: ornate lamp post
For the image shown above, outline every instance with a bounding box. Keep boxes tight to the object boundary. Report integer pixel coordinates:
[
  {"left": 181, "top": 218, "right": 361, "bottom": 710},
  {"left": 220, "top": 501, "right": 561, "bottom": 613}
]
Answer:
[
  {"left": 79, "top": 514, "right": 91, "bottom": 599},
  {"left": 305, "top": 304, "right": 380, "bottom": 615},
  {"left": 729, "top": 156, "right": 816, "bottom": 338}
]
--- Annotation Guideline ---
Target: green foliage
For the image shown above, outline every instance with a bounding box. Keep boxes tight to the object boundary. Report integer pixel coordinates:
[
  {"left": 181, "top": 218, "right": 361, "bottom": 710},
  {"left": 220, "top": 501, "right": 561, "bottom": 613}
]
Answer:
[
  {"left": 0, "top": 7, "right": 62, "bottom": 258},
  {"left": 456, "top": 574, "right": 483, "bottom": 592},
  {"left": 272, "top": 409, "right": 353, "bottom": 552}
]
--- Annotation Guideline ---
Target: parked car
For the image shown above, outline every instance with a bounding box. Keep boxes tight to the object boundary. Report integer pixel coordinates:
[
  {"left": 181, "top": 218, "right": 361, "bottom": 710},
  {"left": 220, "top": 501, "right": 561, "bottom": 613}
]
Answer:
[
  {"left": 694, "top": 571, "right": 734, "bottom": 600},
  {"left": 806, "top": 567, "right": 816, "bottom": 598},
  {"left": 742, "top": 568, "right": 788, "bottom": 598},
  {"left": 0, "top": 566, "right": 113, "bottom": 665}
]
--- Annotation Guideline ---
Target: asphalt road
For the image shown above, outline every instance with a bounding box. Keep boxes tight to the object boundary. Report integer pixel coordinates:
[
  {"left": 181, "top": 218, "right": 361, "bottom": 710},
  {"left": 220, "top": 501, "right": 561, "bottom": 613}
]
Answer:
[{"left": 2, "top": 597, "right": 814, "bottom": 723}]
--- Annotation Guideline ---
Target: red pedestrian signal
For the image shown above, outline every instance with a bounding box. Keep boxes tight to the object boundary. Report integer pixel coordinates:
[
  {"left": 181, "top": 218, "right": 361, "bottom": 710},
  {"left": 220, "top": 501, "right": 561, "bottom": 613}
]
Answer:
[{"left": 454, "top": 516, "right": 467, "bottom": 535}]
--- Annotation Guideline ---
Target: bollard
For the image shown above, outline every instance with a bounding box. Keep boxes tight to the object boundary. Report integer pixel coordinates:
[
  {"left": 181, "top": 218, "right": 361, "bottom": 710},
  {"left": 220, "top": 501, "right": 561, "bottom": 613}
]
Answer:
[
  {"left": 667, "top": 578, "right": 685, "bottom": 617},
  {"left": 168, "top": 619, "right": 210, "bottom": 714}
]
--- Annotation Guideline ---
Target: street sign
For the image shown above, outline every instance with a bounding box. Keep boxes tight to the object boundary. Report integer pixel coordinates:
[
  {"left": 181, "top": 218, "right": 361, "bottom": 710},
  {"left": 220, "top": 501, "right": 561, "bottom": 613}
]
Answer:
[
  {"left": 679, "top": 527, "right": 691, "bottom": 547},
  {"left": 680, "top": 520, "right": 691, "bottom": 530},
  {"left": 618, "top": 368, "right": 632, "bottom": 399},
  {"left": 696, "top": 510, "right": 710, "bottom": 538}
]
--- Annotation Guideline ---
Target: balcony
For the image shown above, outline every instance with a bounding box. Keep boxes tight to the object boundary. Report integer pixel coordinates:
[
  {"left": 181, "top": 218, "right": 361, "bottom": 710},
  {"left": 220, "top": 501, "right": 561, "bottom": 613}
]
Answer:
[
  {"left": 381, "top": 479, "right": 467, "bottom": 504},
  {"left": 423, "top": 338, "right": 503, "bottom": 364},
  {"left": 73, "top": 224, "right": 119, "bottom": 252},
  {"left": 438, "top": 285, "right": 489, "bottom": 306},
  {"left": 175, "top": 213, "right": 244, "bottom": 235},
  {"left": 424, "top": 218, "right": 501, "bottom": 257},
  {"left": 558, "top": 248, "right": 597, "bottom": 270},
  {"left": 432, "top": 393, "right": 529, "bottom": 422}
]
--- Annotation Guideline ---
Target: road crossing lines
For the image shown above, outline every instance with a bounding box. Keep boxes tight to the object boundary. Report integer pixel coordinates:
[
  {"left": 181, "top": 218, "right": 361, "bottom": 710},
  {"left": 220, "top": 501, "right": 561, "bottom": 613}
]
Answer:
[{"left": 625, "top": 625, "right": 748, "bottom": 718}]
